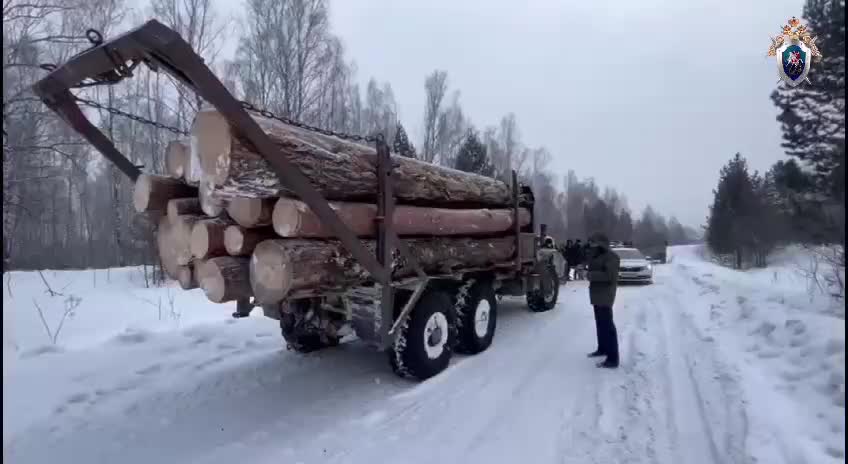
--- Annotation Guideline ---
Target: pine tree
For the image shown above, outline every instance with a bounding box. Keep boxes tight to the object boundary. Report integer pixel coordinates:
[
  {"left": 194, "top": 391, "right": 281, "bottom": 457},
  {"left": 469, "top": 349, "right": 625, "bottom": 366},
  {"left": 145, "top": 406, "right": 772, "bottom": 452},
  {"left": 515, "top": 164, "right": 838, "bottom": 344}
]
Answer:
[
  {"left": 706, "top": 153, "right": 759, "bottom": 267},
  {"left": 770, "top": 0, "right": 845, "bottom": 198},
  {"left": 454, "top": 128, "right": 495, "bottom": 177},
  {"left": 392, "top": 122, "right": 417, "bottom": 158}
]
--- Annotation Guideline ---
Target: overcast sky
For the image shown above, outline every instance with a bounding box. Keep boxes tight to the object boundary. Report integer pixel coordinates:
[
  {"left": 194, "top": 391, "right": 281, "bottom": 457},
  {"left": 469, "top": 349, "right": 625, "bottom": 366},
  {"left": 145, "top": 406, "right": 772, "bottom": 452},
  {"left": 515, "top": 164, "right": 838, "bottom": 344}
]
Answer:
[{"left": 210, "top": 0, "right": 803, "bottom": 228}]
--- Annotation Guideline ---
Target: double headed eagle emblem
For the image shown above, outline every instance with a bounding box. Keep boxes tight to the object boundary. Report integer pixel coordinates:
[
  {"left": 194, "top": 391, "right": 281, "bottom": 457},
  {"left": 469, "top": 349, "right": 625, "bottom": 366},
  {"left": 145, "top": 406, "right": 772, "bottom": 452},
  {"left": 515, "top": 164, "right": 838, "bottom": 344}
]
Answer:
[{"left": 768, "top": 17, "right": 824, "bottom": 87}]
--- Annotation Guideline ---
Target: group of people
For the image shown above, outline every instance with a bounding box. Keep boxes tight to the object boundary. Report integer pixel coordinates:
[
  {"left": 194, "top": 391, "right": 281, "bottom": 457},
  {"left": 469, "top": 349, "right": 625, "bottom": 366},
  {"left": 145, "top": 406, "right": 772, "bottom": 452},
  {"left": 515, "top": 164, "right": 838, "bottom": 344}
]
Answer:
[{"left": 558, "top": 239, "right": 592, "bottom": 281}]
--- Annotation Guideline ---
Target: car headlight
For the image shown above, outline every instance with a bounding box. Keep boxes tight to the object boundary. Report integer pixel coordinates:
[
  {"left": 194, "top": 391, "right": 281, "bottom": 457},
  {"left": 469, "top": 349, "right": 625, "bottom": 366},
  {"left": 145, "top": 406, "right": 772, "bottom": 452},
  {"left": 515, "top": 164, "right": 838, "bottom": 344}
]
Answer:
[{"left": 646, "top": 263, "right": 653, "bottom": 271}]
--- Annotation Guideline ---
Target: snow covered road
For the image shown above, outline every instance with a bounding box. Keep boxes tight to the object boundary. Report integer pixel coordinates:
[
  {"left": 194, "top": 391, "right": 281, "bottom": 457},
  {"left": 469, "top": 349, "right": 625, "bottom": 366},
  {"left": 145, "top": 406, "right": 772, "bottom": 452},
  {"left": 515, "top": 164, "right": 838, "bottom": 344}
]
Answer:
[{"left": 4, "top": 246, "right": 844, "bottom": 464}]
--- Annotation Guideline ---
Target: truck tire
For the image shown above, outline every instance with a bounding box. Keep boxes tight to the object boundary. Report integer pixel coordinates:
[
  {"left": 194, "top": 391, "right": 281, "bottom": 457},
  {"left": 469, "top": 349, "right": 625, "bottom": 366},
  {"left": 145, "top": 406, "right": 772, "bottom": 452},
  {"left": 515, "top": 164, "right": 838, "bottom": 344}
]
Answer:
[
  {"left": 389, "top": 288, "right": 455, "bottom": 380},
  {"left": 454, "top": 279, "right": 497, "bottom": 354},
  {"left": 527, "top": 263, "right": 559, "bottom": 312}
]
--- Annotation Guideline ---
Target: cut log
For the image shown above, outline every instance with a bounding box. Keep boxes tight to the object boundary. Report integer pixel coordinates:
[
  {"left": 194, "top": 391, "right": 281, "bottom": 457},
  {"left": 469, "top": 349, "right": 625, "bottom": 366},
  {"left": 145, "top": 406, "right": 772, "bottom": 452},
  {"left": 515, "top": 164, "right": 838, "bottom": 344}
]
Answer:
[
  {"left": 167, "top": 198, "right": 203, "bottom": 219},
  {"left": 190, "top": 217, "right": 233, "bottom": 260},
  {"left": 226, "top": 197, "right": 275, "bottom": 228},
  {"left": 165, "top": 139, "right": 189, "bottom": 179},
  {"left": 224, "top": 225, "right": 276, "bottom": 256},
  {"left": 157, "top": 216, "right": 180, "bottom": 279},
  {"left": 176, "top": 265, "right": 198, "bottom": 290},
  {"left": 169, "top": 214, "right": 205, "bottom": 265},
  {"left": 196, "top": 256, "right": 252, "bottom": 303},
  {"left": 185, "top": 134, "right": 204, "bottom": 184},
  {"left": 193, "top": 110, "right": 513, "bottom": 206},
  {"left": 199, "top": 178, "right": 226, "bottom": 217},
  {"left": 133, "top": 174, "right": 198, "bottom": 213},
  {"left": 250, "top": 236, "right": 516, "bottom": 304},
  {"left": 272, "top": 197, "right": 532, "bottom": 238}
]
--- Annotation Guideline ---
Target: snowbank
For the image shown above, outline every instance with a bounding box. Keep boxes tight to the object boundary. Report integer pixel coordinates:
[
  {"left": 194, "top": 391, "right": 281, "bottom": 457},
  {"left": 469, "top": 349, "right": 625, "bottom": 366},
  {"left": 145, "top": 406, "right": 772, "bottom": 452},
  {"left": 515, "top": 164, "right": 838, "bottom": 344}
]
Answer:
[
  {"left": 2, "top": 266, "right": 234, "bottom": 355},
  {"left": 670, "top": 245, "right": 845, "bottom": 461}
]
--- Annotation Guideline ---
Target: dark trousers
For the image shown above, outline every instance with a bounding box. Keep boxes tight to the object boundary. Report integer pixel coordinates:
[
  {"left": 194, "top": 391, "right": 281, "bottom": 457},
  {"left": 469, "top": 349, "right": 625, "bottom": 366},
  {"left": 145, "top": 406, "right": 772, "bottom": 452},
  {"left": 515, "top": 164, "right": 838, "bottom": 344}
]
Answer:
[{"left": 593, "top": 305, "right": 619, "bottom": 363}]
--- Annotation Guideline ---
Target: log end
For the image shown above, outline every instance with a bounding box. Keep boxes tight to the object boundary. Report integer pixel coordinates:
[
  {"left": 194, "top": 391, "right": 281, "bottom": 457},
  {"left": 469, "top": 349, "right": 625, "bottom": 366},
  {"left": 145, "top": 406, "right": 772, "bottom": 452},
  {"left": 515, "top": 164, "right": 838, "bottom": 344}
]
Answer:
[
  {"left": 228, "top": 197, "right": 273, "bottom": 228},
  {"left": 133, "top": 174, "right": 153, "bottom": 213},
  {"left": 176, "top": 265, "right": 197, "bottom": 290},
  {"left": 196, "top": 259, "right": 225, "bottom": 303},
  {"left": 272, "top": 198, "right": 305, "bottom": 237},
  {"left": 224, "top": 225, "right": 244, "bottom": 255},
  {"left": 192, "top": 109, "right": 232, "bottom": 184},
  {"left": 197, "top": 256, "right": 251, "bottom": 303},
  {"left": 190, "top": 223, "right": 211, "bottom": 259},
  {"left": 250, "top": 240, "right": 294, "bottom": 304},
  {"left": 166, "top": 140, "right": 188, "bottom": 179}
]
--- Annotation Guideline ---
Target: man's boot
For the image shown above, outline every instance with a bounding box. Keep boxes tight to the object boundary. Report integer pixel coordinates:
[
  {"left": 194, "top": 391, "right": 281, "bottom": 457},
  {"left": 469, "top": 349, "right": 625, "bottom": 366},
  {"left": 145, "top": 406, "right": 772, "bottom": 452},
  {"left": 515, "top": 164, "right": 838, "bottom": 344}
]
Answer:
[
  {"left": 596, "top": 359, "right": 619, "bottom": 369},
  {"left": 587, "top": 350, "right": 605, "bottom": 358}
]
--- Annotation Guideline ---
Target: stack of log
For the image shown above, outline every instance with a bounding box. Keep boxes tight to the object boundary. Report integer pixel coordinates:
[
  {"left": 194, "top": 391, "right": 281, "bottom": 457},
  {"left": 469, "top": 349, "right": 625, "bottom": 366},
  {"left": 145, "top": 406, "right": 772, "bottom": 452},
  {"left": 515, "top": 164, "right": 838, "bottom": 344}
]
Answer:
[{"left": 134, "top": 108, "right": 531, "bottom": 307}]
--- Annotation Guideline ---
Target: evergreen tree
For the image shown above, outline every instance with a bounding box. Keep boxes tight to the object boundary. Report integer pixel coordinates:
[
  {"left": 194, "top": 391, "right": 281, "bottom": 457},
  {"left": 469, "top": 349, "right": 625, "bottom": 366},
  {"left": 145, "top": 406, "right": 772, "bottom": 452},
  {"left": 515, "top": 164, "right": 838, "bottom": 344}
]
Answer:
[
  {"left": 770, "top": 0, "right": 845, "bottom": 199},
  {"left": 454, "top": 128, "right": 495, "bottom": 177},
  {"left": 667, "top": 216, "right": 689, "bottom": 245},
  {"left": 614, "top": 210, "right": 634, "bottom": 242},
  {"left": 392, "top": 122, "right": 417, "bottom": 158},
  {"left": 706, "top": 153, "right": 759, "bottom": 267}
]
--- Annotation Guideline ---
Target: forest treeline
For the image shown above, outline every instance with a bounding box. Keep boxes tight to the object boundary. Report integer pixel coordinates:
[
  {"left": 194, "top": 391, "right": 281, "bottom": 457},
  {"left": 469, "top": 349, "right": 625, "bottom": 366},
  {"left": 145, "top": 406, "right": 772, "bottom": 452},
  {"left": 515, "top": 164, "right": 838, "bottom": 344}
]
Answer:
[{"left": 3, "top": 0, "right": 696, "bottom": 271}]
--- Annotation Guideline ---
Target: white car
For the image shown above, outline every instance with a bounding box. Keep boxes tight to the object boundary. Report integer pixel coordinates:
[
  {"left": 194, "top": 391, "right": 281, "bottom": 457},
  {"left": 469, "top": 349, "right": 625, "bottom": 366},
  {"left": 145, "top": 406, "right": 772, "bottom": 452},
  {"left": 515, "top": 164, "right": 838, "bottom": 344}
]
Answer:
[{"left": 612, "top": 247, "right": 653, "bottom": 284}]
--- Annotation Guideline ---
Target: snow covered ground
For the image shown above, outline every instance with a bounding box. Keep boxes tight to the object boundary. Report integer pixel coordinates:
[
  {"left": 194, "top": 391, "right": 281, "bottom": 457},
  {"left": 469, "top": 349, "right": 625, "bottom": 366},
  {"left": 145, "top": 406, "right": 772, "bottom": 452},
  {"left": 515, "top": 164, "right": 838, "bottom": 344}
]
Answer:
[{"left": 3, "top": 245, "right": 845, "bottom": 464}]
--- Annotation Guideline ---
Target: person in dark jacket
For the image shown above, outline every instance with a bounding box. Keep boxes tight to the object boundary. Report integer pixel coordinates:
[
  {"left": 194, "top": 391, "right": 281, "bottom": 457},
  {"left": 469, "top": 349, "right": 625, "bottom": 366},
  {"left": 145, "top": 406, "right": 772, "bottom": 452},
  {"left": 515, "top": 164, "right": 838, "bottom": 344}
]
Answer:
[
  {"left": 573, "top": 239, "right": 585, "bottom": 280},
  {"left": 586, "top": 232, "right": 620, "bottom": 368},
  {"left": 563, "top": 239, "right": 574, "bottom": 280}
]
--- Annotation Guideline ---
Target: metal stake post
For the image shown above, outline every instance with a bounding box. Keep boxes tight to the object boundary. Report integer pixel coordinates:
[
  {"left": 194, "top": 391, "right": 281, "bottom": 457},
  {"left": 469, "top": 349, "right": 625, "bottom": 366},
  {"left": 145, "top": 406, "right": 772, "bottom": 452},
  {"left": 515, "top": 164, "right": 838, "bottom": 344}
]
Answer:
[{"left": 375, "top": 136, "right": 395, "bottom": 349}]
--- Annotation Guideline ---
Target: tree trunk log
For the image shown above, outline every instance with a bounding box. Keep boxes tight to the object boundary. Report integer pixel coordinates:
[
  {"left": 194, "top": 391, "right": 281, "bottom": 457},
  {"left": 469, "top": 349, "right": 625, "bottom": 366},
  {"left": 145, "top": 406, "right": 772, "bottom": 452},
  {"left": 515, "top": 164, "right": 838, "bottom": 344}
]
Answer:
[
  {"left": 196, "top": 256, "right": 252, "bottom": 303},
  {"left": 199, "top": 178, "right": 226, "bottom": 217},
  {"left": 226, "top": 197, "right": 275, "bottom": 228},
  {"left": 167, "top": 198, "right": 203, "bottom": 219},
  {"left": 272, "top": 197, "right": 531, "bottom": 238},
  {"left": 169, "top": 214, "right": 205, "bottom": 265},
  {"left": 185, "top": 134, "right": 204, "bottom": 184},
  {"left": 176, "top": 264, "right": 198, "bottom": 290},
  {"left": 157, "top": 216, "right": 180, "bottom": 279},
  {"left": 250, "top": 236, "right": 516, "bottom": 304},
  {"left": 193, "top": 110, "right": 513, "bottom": 206},
  {"left": 165, "top": 139, "right": 189, "bottom": 179},
  {"left": 224, "top": 225, "right": 276, "bottom": 256},
  {"left": 133, "top": 174, "right": 198, "bottom": 213},
  {"left": 190, "top": 217, "right": 233, "bottom": 260}
]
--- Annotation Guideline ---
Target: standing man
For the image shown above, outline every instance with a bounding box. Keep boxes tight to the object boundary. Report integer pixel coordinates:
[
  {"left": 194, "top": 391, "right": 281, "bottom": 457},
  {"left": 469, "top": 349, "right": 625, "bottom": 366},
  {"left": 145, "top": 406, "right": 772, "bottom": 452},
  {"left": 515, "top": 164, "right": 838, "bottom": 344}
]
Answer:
[{"left": 585, "top": 232, "right": 620, "bottom": 368}]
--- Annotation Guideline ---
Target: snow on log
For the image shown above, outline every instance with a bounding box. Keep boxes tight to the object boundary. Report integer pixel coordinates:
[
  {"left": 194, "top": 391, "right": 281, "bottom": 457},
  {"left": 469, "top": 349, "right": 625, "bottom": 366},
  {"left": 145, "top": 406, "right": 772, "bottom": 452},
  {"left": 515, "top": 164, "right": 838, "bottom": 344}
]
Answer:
[
  {"left": 192, "top": 110, "right": 513, "bottom": 206},
  {"left": 272, "top": 197, "right": 531, "bottom": 238},
  {"left": 224, "top": 225, "right": 276, "bottom": 256},
  {"left": 133, "top": 174, "right": 197, "bottom": 213},
  {"left": 196, "top": 256, "right": 252, "bottom": 303},
  {"left": 167, "top": 198, "right": 203, "bottom": 219},
  {"left": 250, "top": 237, "right": 516, "bottom": 304},
  {"left": 165, "top": 139, "right": 189, "bottom": 179},
  {"left": 190, "top": 217, "right": 233, "bottom": 260},
  {"left": 226, "top": 197, "right": 275, "bottom": 228}
]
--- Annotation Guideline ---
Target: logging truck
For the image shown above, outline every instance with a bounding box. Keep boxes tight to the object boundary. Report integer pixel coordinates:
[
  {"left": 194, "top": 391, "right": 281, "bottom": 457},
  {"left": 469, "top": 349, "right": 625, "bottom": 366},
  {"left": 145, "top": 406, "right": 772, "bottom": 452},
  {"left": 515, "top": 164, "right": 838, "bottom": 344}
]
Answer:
[{"left": 32, "top": 20, "right": 561, "bottom": 381}]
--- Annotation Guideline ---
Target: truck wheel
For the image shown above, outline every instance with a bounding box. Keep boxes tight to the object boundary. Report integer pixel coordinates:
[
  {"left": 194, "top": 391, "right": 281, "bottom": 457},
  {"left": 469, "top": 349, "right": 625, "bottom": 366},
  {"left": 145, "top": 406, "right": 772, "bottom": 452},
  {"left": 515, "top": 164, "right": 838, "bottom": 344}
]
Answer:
[
  {"left": 527, "top": 264, "right": 559, "bottom": 312},
  {"left": 389, "top": 289, "right": 455, "bottom": 380},
  {"left": 454, "top": 279, "right": 497, "bottom": 354}
]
